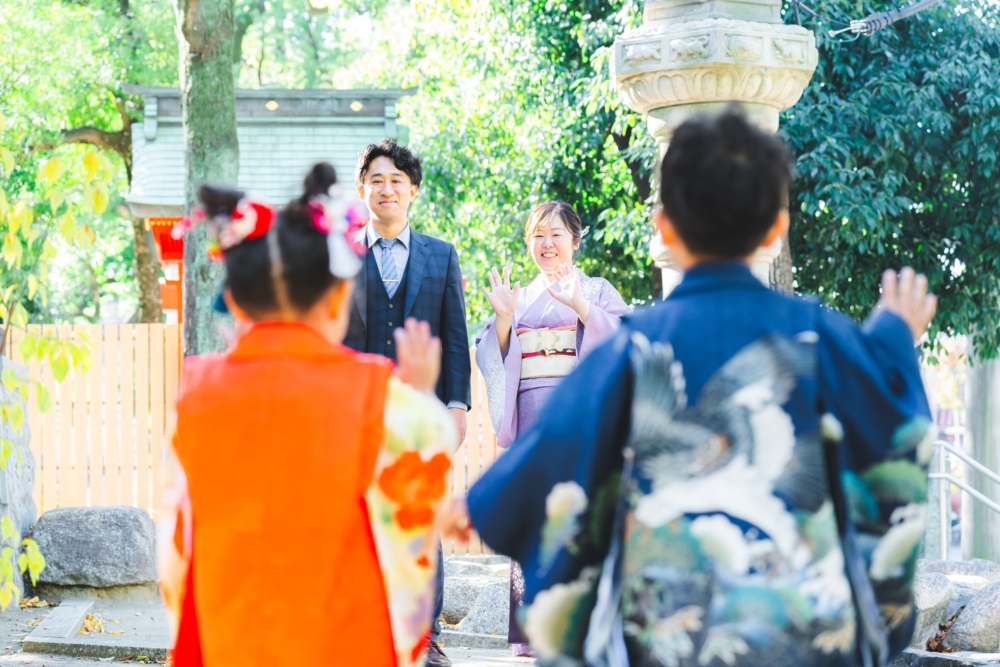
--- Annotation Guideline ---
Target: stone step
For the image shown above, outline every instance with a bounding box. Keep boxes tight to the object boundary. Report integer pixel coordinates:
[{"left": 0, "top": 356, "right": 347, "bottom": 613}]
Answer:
[
  {"left": 21, "top": 601, "right": 170, "bottom": 660},
  {"left": 438, "top": 629, "right": 510, "bottom": 650}
]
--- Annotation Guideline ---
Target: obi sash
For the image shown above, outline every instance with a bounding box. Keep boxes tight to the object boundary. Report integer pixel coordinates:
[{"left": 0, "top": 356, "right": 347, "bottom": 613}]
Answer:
[{"left": 517, "top": 326, "right": 577, "bottom": 380}]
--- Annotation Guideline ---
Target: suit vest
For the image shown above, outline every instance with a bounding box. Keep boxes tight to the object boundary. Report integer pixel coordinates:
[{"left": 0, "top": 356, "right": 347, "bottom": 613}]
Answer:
[{"left": 365, "top": 244, "right": 409, "bottom": 361}]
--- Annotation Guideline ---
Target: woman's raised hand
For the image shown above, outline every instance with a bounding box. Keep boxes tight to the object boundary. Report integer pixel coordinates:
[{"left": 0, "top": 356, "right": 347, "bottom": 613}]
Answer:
[
  {"left": 482, "top": 267, "right": 519, "bottom": 322},
  {"left": 547, "top": 263, "right": 591, "bottom": 325},
  {"left": 395, "top": 318, "right": 441, "bottom": 394}
]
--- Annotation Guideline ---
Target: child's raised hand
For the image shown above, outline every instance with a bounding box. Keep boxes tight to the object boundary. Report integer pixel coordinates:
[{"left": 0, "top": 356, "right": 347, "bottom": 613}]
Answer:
[
  {"left": 395, "top": 318, "right": 441, "bottom": 394},
  {"left": 438, "top": 498, "right": 472, "bottom": 543},
  {"left": 876, "top": 267, "right": 938, "bottom": 341}
]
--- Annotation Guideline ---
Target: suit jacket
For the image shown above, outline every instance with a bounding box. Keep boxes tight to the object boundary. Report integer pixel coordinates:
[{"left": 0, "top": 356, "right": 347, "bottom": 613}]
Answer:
[{"left": 345, "top": 227, "right": 472, "bottom": 408}]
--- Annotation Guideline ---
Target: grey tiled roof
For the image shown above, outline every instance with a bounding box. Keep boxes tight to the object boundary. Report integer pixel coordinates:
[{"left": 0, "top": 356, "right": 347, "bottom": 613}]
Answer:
[{"left": 125, "top": 87, "right": 414, "bottom": 218}]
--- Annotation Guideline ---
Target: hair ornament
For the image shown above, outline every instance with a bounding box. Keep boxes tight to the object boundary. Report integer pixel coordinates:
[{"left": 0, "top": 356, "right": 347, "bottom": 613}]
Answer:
[
  {"left": 171, "top": 206, "right": 205, "bottom": 240},
  {"left": 311, "top": 195, "right": 368, "bottom": 279},
  {"left": 186, "top": 198, "right": 275, "bottom": 261}
]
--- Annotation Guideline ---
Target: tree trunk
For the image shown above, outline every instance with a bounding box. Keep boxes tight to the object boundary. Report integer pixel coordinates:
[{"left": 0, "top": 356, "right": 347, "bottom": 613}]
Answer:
[
  {"left": 176, "top": 0, "right": 239, "bottom": 355},
  {"left": 131, "top": 217, "right": 163, "bottom": 324},
  {"left": 769, "top": 230, "right": 794, "bottom": 294},
  {"left": 964, "top": 354, "right": 1000, "bottom": 560}
]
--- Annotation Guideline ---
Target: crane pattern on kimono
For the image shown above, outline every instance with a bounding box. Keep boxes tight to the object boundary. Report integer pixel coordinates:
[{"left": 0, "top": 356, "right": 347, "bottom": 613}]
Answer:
[{"left": 525, "top": 330, "right": 933, "bottom": 667}]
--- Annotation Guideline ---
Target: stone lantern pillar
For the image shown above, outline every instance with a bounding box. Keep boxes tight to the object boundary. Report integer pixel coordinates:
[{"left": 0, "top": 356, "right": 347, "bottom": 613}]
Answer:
[{"left": 612, "top": 0, "right": 818, "bottom": 295}]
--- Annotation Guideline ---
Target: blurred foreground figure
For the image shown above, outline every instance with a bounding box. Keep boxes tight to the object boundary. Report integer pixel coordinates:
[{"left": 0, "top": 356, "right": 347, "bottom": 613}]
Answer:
[
  {"left": 158, "top": 163, "right": 457, "bottom": 667},
  {"left": 449, "top": 111, "right": 938, "bottom": 667}
]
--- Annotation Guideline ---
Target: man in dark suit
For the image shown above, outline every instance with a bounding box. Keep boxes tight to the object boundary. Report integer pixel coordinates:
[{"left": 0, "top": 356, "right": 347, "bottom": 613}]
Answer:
[{"left": 344, "top": 139, "right": 470, "bottom": 667}]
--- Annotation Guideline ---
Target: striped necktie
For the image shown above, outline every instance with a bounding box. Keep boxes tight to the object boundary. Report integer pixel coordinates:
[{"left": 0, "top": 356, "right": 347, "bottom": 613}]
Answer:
[{"left": 378, "top": 238, "right": 400, "bottom": 298}]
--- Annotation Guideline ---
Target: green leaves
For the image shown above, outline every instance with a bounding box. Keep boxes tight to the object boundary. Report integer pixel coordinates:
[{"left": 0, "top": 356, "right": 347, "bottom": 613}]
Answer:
[
  {"left": 50, "top": 350, "right": 69, "bottom": 383},
  {"left": 1, "top": 518, "right": 16, "bottom": 543},
  {"left": 0, "top": 440, "right": 14, "bottom": 471},
  {"left": 782, "top": 0, "right": 1000, "bottom": 355},
  {"left": 20, "top": 539, "right": 45, "bottom": 586}
]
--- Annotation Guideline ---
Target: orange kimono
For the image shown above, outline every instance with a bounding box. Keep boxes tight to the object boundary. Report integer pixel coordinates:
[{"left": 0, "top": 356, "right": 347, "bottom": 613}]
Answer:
[{"left": 158, "top": 322, "right": 456, "bottom": 667}]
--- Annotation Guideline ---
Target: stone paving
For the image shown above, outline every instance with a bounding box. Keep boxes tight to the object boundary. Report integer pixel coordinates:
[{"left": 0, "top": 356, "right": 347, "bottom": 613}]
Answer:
[{"left": 0, "top": 648, "right": 534, "bottom": 665}]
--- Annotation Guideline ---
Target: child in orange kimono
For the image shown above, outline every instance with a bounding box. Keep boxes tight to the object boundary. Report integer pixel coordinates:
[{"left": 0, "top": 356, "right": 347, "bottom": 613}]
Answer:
[{"left": 158, "top": 163, "right": 457, "bottom": 667}]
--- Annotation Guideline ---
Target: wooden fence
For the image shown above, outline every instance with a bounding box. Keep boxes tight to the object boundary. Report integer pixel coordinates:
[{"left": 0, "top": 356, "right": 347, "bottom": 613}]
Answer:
[
  {"left": 4, "top": 324, "right": 181, "bottom": 515},
  {"left": 3, "top": 325, "right": 497, "bottom": 554}
]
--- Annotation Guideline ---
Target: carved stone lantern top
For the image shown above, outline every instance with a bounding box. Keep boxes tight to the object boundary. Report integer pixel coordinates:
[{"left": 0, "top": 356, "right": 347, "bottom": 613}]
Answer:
[
  {"left": 613, "top": 18, "right": 818, "bottom": 135},
  {"left": 645, "top": 0, "right": 783, "bottom": 25}
]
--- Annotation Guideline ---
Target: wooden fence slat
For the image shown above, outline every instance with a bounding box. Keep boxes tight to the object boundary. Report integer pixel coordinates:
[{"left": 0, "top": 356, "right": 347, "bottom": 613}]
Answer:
[
  {"left": 103, "top": 326, "right": 120, "bottom": 505},
  {"left": 149, "top": 324, "right": 165, "bottom": 515},
  {"left": 57, "top": 325, "right": 73, "bottom": 511},
  {"left": 88, "top": 325, "right": 104, "bottom": 506},
  {"left": 164, "top": 326, "right": 180, "bottom": 502},
  {"left": 40, "top": 326, "right": 59, "bottom": 512},
  {"left": 135, "top": 326, "right": 151, "bottom": 512},
  {"left": 72, "top": 327, "right": 89, "bottom": 509},
  {"left": 120, "top": 326, "right": 135, "bottom": 508}
]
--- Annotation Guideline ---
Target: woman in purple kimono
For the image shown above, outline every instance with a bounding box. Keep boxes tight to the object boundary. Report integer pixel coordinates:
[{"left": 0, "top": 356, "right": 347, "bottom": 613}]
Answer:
[{"left": 475, "top": 201, "right": 629, "bottom": 656}]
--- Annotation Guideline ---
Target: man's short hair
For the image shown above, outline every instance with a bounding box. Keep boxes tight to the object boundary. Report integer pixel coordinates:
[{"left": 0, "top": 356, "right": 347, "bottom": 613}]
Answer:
[
  {"left": 355, "top": 139, "right": 423, "bottom": 188},
  {"left": 659, "top": 109, "right": 792, "bottom": 258}
]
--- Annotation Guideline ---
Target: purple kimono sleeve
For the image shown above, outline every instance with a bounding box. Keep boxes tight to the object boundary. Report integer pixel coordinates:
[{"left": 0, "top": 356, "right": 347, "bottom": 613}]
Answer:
[
  {"left": 577, "top": 279, "right": 631, "bottom": 360},
  {"left": 475, "top": 317, "right": 523, "bottom": 449}
]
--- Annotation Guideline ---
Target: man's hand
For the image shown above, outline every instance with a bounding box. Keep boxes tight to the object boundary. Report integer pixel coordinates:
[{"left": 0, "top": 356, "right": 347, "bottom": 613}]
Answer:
[
  {"left": 395, "top": 319, "right": 441, "bottom": 393},
  {"left": 449, "top": 407, "right": 468, "bottom": 445},
  {"left": 876, "top": 267, "right": 937, "bottom": 341}
]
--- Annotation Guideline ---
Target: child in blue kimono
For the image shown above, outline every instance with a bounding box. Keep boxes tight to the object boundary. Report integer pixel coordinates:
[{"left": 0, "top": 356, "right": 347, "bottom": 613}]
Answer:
[{"left": 446, "top": 110, "right": 938, "bottom": 667}]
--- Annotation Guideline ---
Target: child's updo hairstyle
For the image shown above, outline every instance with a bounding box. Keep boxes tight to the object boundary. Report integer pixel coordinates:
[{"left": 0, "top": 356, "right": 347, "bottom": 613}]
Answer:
[
  {"left": 196, "top": 161, "right": 348, "bottom": 321},
  {"left": 523, "top": 201, "right": 583, "bottom": 248},
  {"left": 274, "top": 162, "right": 341, "bottom": 312},
  {"left": 197, "top": 184, "right": 278, "bottom": 319}
]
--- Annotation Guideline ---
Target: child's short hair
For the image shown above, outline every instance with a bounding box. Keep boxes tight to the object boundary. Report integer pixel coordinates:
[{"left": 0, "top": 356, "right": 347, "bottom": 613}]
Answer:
[
  {"left": 523, "top": 201, "right": 582, "bottom": 245},
  {"left": 659, "top": 109, "right": 792, "bottom": 258},
  {"left": 355, "top": 139, "right": 423, "bottom": 188},
  {"left": 199, "top": 162, "right": 342, "bottom": 320}
]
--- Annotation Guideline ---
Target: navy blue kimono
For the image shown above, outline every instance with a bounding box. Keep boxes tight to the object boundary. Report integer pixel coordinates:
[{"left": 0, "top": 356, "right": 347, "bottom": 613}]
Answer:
[{"left": 466, "top": 262, "right": 933, "bottom": 667}]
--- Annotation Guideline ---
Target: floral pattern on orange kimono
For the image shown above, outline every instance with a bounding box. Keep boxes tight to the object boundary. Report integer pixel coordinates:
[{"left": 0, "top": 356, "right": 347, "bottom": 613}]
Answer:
[{"left": 367, "top": 377, "right": 458, "bottom": 667}]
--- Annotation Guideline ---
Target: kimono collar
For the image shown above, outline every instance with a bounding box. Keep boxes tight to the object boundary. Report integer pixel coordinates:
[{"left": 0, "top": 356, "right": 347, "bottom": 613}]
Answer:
[
  {"left": 669, "top": 261, "right": 767, "bottom": 299},
  {"left": 228, "top": 321, "right": 350, "bottom": 361}
]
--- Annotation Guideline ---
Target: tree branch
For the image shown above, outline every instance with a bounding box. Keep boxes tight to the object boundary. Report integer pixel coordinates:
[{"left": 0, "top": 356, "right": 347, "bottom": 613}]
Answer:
[
  {"left": 612, "top": 127, "right": 652, "bottom": 203},
  {"left": 32, "top": 96, "right": 133, "bottom": 183}
]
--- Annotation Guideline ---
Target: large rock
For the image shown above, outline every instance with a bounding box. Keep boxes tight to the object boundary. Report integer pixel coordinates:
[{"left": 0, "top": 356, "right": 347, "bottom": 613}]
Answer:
[
  {"left": 442, "top": 575, "right": 504, "bottom": 624},
  {"left": 910, "top": 573, "right": 954, "bottom": 649},
  {"left": 456, "top": 581, "right": 509, "bottom": 636},
  {"left": 444, "top": 559, "right": 495, "bottom": 578},
  {"left": 946, "top": 583, "right": 978, "bottom": 622},
  {"left": 31, "top": 506, "right": 156, "bottom": 593},
  {"left": 943, "top": 580, "right": 1000, "bottom": 652},
  {"left": 919, "top": 559, "right": 1000, "bottom": 584}
]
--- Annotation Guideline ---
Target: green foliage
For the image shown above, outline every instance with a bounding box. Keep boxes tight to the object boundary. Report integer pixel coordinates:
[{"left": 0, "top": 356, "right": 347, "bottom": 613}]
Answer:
[
  {"left": 336, "top": 0, "right": 658, "bottom": 331},
  {"left": 0, "top": 0, "right": 176, "bottom": 323},
  {"left": 781, "top": 0, "right": 1000, "bottom": 355},
  {"left": 237, "top": 0, "right": 372, "bottom": 88}
]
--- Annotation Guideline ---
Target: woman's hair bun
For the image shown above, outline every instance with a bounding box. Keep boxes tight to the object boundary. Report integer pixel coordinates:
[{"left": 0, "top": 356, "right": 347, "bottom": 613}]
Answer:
[
  {"left": 301, "top": 162, "right": 338, "bottom": 203},
  {"left": 197, "top": 185, "right": 245, "bottom": 219}
]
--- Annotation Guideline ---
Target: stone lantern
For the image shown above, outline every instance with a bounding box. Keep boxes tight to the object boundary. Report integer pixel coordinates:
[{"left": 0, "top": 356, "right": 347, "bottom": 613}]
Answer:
[{"left": 612, "top": 0, "right": 819, "bottom": 295}]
